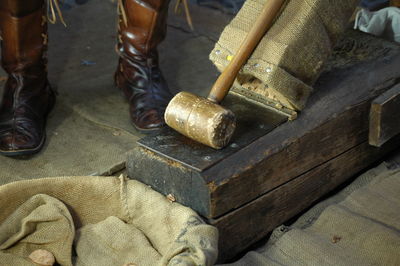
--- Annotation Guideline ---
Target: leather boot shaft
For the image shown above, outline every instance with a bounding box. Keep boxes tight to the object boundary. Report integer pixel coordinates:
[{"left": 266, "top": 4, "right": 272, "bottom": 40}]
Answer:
[
  {"left": 0, "top": 0, "right": 44, "bottom": 17},
  {"left": 117, "top": 0, "right": 171, "bottom": 57},
  {"left": 0, "top": 6, "right": 47, "bottom": 76},
  {"left": 0, "top": 5, "right": 49, "bottom": 111}
]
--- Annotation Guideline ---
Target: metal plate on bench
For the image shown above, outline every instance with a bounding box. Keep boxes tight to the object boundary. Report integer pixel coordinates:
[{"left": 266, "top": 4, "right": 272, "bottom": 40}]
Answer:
[{"left": 138, "top": 93, "right": 288, "bottom": 172}]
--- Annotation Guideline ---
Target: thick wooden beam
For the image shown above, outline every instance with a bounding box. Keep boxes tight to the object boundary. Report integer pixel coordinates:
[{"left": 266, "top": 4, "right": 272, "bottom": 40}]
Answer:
[
  {"left": 127, "top": 31, "right": 400, "bottom": 262},
  {"left": 127, "top": 32, "right": 400, "bottom": 218},
  {"left": 369, "top": 84, "right": 400, "bottom": 147},
  {"left": 212, "top": 135, "right": 400, "bottom": 261}
]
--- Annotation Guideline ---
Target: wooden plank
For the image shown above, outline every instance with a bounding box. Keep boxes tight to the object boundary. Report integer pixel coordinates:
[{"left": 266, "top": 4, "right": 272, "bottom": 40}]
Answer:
[
  {"left": 206, "top": 100, "right": 371, "bottom": 217},
  {"left": 212, "top": 134, "right": 400, "bottom": 261},
  {"left": 203, "top": 34, "right": 400, "bottom": 217},
  {"left": 128, "top": 146, "right": 212, "bottom": 215},
  {"left": 369, "top": 84, "right": 400, "bottom": 147},
  {"left": 127, "top": 31, "right": 400, "bottom": 218}
]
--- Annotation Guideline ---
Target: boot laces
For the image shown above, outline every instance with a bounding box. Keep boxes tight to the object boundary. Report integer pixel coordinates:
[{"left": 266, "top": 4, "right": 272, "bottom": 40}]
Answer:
[
  {"left": 117, "top": 0, "right": 128, "bottom": 27},
  {"left": 47, "top": 0, "right": 67, "bottom": 27}
]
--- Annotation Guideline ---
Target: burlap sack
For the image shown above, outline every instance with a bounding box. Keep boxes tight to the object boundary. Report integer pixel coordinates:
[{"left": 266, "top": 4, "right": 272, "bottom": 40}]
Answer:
[
  {"left": 0, "top": 176, "right": 219, "bottom": 266},
  {"left": 210, "top": 0, "right": 359, "bottom": 111}
]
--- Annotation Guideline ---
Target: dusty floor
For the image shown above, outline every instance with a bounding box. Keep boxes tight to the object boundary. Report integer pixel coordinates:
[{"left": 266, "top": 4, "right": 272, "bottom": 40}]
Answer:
[{"left": 0, "top": 0, "right": 232, "bottom": 183}]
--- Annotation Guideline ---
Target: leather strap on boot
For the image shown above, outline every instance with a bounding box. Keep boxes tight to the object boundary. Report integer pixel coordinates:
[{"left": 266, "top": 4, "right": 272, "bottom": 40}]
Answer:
[{"left": 115, "top": 0, "right": 173, "bottom": 131}]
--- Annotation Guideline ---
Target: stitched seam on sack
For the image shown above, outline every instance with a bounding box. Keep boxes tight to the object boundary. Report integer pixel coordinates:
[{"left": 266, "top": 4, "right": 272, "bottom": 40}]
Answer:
[{"left": 120, "top": 175, "right": 133, "bottom": 222}]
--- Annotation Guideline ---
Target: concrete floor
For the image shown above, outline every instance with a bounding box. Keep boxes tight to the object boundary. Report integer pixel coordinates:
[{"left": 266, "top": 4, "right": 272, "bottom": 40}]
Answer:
[{"left": 0, "top": 0, "right": 233, "bottom": 183}]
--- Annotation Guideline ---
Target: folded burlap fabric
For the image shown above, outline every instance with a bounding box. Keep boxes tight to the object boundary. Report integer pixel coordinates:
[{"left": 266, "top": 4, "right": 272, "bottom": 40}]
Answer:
[
  {"left": 0, "top": 194, "right": 75, "bottom": 266},
  {"left": 210, "top": 0, "right": 359, "bottom": 111},
  {"left": 0, "top": 176, "right": 219, "bottom": 266}
]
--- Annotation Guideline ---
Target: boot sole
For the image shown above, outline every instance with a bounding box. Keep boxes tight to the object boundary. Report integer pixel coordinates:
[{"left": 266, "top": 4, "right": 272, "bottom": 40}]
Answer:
[{"left": 0, "top": 135, "right": 46, "bottom": 157}]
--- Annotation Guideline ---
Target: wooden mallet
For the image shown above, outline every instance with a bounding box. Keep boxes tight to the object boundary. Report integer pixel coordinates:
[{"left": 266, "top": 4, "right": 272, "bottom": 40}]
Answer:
[{"left": 165, "top": 0, "right": 285, "bottom": 149}]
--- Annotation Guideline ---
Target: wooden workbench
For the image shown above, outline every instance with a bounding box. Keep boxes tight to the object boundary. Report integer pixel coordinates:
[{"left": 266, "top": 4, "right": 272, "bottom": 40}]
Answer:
[{"left": 127, "top": 31, "right": 400, "bottom": 261}]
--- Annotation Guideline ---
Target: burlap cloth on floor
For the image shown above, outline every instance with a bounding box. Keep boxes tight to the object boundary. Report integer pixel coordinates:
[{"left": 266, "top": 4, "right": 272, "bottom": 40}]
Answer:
[
  {"left": 210, "top": 0, "right": 359, "bottom": 111},
  {"left": 220, "top": 162, "right": 400, "bottom": 266},
  {"left": 0, "top": 176, "right": 218, "bottom": 266}
]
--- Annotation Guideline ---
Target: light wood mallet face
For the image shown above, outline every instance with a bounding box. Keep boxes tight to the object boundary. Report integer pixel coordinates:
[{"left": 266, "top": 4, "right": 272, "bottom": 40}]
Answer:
[{"left": 165, "top": 92, "right": 236, "bottom": 149}]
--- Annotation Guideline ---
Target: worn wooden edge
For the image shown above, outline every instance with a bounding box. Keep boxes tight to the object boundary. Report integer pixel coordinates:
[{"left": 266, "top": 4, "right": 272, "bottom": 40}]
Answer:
[
  {"left": 207, "top": 100, "right": 371, "bottom": 217},
  {"left": 203, "top": 51, "right": 400, "bottom": 217},
  {"left": 127, "top": 34, "right": 400, "bottom": 219},
  {"left": 210, "top": 135, "right": 400, "bottom": 262},
  {"left": 128, "top": 72, "right": 400, "bottom": 219},
  {"left": 369, "top": 83, "right": 400, "bottom": 147},
  {"left": 369, "top": 102, "right": 383, "bottom": 147},
  {"left": 126, "top": 146, "right": 211, "bottom": 215}
]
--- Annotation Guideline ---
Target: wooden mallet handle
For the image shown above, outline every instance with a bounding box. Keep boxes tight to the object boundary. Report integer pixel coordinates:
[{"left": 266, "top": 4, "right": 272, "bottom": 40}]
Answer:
[{"left": 207, "top": 0, "right": 285, "bottom": 103}]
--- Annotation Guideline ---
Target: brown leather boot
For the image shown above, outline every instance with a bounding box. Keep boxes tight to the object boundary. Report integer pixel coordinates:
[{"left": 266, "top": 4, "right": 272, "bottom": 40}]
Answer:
[
  {"left": 0, "top": 2, "right": 56, "bottom": 157},
  {"left": 115, "top": 0, "right": 173, "bottom": 131}
]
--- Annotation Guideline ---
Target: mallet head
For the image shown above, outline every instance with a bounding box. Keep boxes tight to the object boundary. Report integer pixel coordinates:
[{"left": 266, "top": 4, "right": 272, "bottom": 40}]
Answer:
[{"left": 165, "top": 92, "right": 236, "bottom": 149}]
